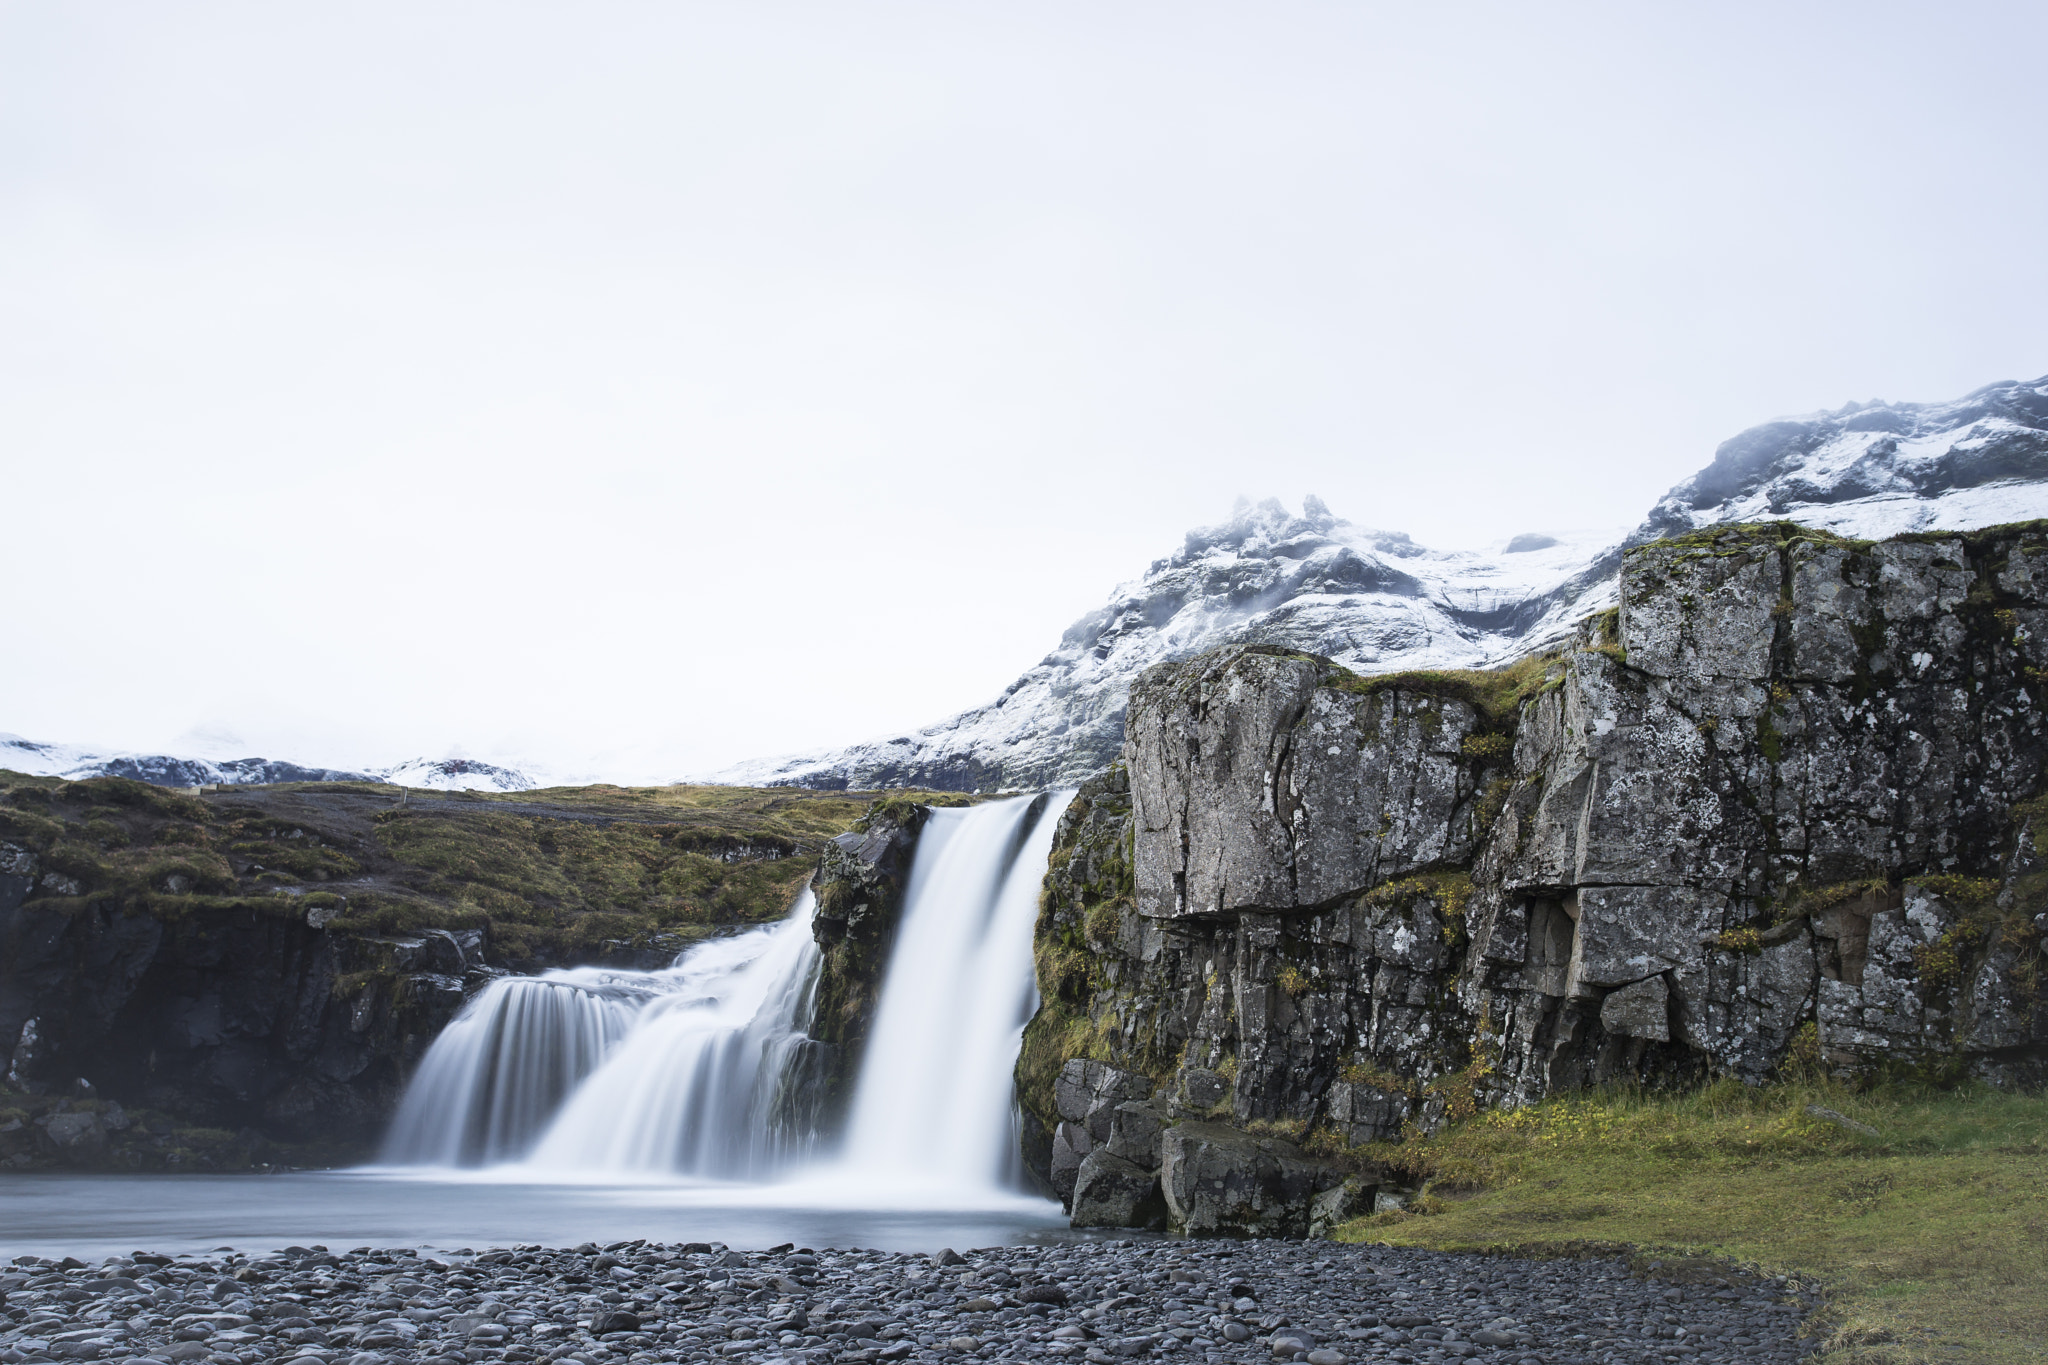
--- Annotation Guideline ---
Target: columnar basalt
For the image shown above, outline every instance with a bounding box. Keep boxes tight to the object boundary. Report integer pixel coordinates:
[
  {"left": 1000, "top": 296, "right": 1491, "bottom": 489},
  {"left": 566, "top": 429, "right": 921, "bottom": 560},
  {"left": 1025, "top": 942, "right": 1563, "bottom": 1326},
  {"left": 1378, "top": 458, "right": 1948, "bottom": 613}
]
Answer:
[{"left": 1020, "top": 520, "right": 2048, "bottom": 1232}]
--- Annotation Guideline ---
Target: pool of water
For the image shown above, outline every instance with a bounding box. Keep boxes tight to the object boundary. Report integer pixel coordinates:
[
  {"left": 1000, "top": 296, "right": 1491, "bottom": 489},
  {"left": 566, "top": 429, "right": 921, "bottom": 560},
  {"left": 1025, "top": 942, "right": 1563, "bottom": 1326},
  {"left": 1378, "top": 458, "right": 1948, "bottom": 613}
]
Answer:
[{"left": 0, "top": 1168, "right": 1079, "bottom": 1261}]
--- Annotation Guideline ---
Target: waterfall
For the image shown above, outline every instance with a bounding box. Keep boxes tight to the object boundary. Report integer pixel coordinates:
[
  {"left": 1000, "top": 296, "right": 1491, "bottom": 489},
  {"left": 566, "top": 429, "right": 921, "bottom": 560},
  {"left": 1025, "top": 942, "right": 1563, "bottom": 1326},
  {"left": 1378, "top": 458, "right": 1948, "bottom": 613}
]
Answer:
[
  {"left": 380, "top": 971, "right": 641, "bottom": 1167},
  {"left": 527, "top": 897, "right": 827, "bottom": 1177},
  {"left": 381, "top": 892, "right": 824, "bottom": 1174},
  {"left": 839, "top": 790, "right": 1074, "bottom": 1195},
  {"left": 379, "top": 793, "right": 1073, "bottom": 1203}
]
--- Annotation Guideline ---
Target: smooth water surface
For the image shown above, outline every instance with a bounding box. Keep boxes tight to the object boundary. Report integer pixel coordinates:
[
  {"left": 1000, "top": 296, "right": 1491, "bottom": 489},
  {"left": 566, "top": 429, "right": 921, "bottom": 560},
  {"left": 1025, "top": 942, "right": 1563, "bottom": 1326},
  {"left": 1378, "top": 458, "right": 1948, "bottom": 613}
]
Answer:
[{"left": 0, "top": 1170, "right": 1069, "bottom": 1261}]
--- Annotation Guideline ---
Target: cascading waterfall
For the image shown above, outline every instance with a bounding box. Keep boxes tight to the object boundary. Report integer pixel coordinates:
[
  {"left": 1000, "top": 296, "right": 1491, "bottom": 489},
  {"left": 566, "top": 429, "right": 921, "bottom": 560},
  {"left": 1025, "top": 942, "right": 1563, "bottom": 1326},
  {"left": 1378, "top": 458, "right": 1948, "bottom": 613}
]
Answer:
[
  {"left": 380, "top": 970, "right": 641, "bottom": 1167},
  {"left": 379, "top": 793, "right": 1073, "bottom": 1203},
  {"left": 381, "top": 892, "right": 825, "bottom": 1175},
  {"left": 526, "top": 897, "right": 828, "bottom": 1177},
  {"left": 838, "top": 790, "right": 1074, "bottom": 1194}
]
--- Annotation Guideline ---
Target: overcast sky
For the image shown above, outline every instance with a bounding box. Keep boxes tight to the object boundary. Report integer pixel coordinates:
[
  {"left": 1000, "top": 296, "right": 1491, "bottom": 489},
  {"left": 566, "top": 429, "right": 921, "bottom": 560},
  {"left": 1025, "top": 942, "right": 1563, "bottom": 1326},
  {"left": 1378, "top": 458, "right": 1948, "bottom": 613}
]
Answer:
[{"left": 4, "top": 1, "right": 2046, "bottom": 782}]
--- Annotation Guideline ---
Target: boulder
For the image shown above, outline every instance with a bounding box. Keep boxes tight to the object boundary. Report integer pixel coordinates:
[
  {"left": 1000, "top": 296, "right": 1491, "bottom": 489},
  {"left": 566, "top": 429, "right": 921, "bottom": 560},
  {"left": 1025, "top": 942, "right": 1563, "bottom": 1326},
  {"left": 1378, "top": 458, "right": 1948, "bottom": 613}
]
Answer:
[
  {"left": 1070, "top": 1148, "right": 1167, "bottom": 1230},
  {"left": 1598, "top": 975, "right": 1670, "bottom": 1042},
  {"left": 1307, "top": 1177, "right": 1377, "bottom": 1239},
  {"left": 1159, "top": 1121, "right": 1346, "bottom": 1238},
  {"left": 1323, "top": 1082, "right": 1410, "bottom": 1146},
  {"left": 1104, "top": 1100, "right": 1165, "bottom": 1167},
  {"left": 1176, "top": 1067, "right": 1229, "bottom": 1111},
  {"left": 1049, "top": 1121, "right": 1091, "bottom": 1206}
]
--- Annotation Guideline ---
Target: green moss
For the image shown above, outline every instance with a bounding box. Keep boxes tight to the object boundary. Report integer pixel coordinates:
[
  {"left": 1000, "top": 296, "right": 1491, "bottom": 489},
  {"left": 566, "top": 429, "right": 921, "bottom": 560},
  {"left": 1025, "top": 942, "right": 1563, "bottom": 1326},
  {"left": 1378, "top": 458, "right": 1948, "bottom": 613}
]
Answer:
[
  {"left": 0, "top": 803, "right": 65, "bottom": 851},
  {"left": 1715, "top": 927, "right": 1764, "bottom": 955},
  {"left": 1084, "top": 899, "right": 1121, "bottom": 948},
  {"left": 1636, "top": 520, "right": 1871, "bottom": 563},
  {"left": 856, "top": 790, "right": 977, "bottom": 832},
  {"left": 1907, "top": 874, "right": 1999, "bottom": 906},
  {"left": 1459, "top": 733, "right": 1512, "bottom": 764},
  {"left": 1324, "top": 651, "right": 1565, "bottom": 730},
  {"left": 371, "top": 807, "right": 814, "bottom": 931},
  {"left": 1366, "top": 871, "right": 1474, "bottom": 923},
  {"left": 56, "top": 776, "right": 210, "bottom": 822},
  {"left": 1338, "top": 1058, "right": 1421, "bottom": 1095},
  {"left": 1014, "top": 1005, "right": 1115, "bottom": 1128},
  {"left": 1788, "top": 876, "right": 1892, "bottom": 918}
]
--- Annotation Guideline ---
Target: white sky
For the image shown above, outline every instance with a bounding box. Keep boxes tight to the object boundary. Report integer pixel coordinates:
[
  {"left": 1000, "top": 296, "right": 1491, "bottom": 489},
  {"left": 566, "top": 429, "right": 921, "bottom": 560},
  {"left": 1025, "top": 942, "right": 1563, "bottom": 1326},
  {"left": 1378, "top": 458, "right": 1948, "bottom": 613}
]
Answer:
[{"left": 5, "top": 1, "right": 2046, "bottom": 783}]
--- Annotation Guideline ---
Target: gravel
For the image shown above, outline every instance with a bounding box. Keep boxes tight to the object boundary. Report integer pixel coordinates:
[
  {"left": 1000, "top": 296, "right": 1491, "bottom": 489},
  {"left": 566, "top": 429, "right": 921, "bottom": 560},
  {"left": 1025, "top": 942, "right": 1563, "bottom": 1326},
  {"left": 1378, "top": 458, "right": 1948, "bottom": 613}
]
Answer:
[{"left": 0, "top": 1238, "right": 1823, "bottom": 1365}]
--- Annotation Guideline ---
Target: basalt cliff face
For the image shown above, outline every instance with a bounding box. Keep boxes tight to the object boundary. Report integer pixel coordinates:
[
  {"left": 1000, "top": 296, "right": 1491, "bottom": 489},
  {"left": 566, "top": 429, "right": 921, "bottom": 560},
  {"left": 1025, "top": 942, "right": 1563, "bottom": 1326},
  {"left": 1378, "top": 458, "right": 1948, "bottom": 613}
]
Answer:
[{"left": 1018, "top": 518, "right": 2048, "bottom": 1235}]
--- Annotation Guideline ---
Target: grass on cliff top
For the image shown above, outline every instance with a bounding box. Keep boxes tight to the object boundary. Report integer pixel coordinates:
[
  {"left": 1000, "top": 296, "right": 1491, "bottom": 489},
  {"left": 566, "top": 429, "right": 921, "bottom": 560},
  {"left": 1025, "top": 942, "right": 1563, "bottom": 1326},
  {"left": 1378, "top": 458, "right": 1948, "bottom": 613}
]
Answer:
[
  {"left": 0, "top": 771, "right": 884, "bottom": 961},
  {"left": 1337, "top": 1078, "right": 2048, "bottom": 1365},
  {"left": 1323, "top": 649, "right": 1565, "bottom": 728}
]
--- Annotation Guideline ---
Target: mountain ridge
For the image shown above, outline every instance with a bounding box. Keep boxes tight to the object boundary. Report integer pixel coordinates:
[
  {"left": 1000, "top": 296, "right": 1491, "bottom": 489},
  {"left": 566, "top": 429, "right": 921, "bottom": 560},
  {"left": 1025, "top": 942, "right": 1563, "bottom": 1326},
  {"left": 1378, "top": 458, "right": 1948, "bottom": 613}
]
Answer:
[
  {"left": 11, "top": 375, "right": 2047, "bottom": 795},
  {"left": 0, "top": 734, "right": 538, "bottom": 794},
  {"left": 718, "top": 373, "right": 2048, "bottom": 791}
]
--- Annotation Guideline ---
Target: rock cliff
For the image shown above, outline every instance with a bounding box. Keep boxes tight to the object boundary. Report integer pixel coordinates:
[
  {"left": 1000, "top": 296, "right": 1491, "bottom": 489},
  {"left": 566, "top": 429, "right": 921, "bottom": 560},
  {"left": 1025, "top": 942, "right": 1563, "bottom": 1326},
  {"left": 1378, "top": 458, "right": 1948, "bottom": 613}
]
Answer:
[{"left": 1019, "top": 518, "right": 2048, "bottom": 1234}]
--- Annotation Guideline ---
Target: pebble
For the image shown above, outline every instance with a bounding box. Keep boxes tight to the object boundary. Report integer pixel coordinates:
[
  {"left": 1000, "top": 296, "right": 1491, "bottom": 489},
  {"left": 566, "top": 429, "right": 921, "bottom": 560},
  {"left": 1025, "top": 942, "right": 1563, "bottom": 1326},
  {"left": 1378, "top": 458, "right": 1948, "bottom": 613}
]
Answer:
[{"left": 0, "top": 1238, "right": 1823, "bottom": 1365}]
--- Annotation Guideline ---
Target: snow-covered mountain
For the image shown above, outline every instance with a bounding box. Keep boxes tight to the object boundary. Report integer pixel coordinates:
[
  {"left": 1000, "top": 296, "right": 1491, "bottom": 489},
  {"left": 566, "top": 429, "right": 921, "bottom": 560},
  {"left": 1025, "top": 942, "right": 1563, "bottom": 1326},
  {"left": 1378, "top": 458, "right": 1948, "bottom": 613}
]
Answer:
[
  {"left": 375, "top": 757, "right": 539, "bottom": 793},
  {"left": 14, "top": 375, "right": 2045, "bottom": 797},
  {"left": 1636, "top": 377, "right": 2048, "bottom": 542},
  {"left": 719, "top": 373, "right": 2048, "bottom": 792},
  {"left": 0, "top": 734, "right": 538, "bottom": 794}
]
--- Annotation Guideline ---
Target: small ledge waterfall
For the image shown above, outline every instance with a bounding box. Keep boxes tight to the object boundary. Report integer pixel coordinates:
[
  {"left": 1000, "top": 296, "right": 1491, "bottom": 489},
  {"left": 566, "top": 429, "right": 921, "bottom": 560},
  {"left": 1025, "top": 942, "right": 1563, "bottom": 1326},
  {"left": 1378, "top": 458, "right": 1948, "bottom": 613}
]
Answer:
[
  {"left": 381, "top": 897, "right": 826, "bottom": 1176},
  {"left": 378, "top": 791, "right": 1072, "bottom": 1200}
]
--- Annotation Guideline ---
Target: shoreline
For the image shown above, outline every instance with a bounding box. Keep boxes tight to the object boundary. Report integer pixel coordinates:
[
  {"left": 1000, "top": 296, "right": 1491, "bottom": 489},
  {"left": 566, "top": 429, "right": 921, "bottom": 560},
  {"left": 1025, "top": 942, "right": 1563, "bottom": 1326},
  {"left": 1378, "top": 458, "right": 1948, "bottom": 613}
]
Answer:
[{"left": 1, "top": 1238, "right": 1821, "bottom": 1365}]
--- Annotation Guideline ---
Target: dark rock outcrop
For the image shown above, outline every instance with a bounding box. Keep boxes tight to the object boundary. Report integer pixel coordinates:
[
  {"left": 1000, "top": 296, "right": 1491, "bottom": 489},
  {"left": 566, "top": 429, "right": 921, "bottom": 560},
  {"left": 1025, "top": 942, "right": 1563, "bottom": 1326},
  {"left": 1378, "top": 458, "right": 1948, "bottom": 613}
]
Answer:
[
  {"left": 1046, "top": 1058, "right": 1162, "bottom": 1221},
  {"left": 0, "top": 897, "right": 477, "bottom": 1168},
  {"left": 804, "top": 802, "right": 934, "bottom": 1111},
  {"left": 1022, "top": 518, "right": 2048, "bottom": 1233}
]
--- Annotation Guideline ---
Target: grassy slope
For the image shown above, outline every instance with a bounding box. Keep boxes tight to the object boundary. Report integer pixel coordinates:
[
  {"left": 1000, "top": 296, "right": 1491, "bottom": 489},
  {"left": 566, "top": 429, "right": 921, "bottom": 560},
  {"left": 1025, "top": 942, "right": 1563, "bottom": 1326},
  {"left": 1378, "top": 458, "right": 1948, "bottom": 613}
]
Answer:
[
  {"left": 0, "top": 773, "right": 910, "bottom": 963},
  {"left": 1337, "top": 1080, "right": 2048, "bottom": 1364}
]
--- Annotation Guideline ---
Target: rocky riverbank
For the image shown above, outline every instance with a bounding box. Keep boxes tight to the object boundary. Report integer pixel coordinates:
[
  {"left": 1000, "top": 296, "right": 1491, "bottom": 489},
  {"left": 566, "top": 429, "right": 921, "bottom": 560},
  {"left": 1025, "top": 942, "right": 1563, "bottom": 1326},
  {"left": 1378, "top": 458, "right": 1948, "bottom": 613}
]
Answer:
[{"left": 0, "top": 1239, "right": 1822, "bottom": 1365}]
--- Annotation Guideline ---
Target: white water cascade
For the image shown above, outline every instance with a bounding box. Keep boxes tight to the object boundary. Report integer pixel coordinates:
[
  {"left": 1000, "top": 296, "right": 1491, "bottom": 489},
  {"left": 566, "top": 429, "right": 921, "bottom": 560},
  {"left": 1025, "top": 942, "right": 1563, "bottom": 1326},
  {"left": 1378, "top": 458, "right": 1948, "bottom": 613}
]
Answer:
[
  {"left": 381, "top": 893, "right": 826, "bottom": 1175},
  {"left": 838, "top": 790, "right": 1074, "bottom": 1194},
  {"left": 380, "top": 967, "right": 639, "bottom": 1167},
  {"left": 526, "top": 896, "right": 827, "bottom": 1177},
  {"left": 380, "top": 792, "right": 1073, "bottom": 1203}
]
